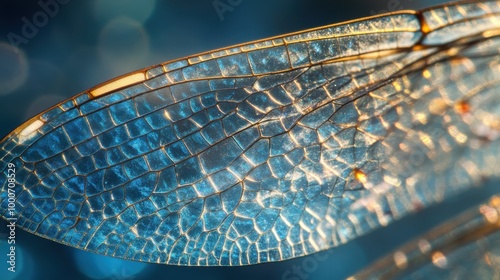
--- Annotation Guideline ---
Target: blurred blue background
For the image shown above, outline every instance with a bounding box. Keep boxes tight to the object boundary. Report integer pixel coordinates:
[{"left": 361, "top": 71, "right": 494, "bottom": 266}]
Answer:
[{"left": 0, "top": 0, "right": 474, "bottom": 279}]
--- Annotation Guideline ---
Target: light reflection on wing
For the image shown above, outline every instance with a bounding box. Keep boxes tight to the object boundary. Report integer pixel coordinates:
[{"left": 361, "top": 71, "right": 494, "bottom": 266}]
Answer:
[
  {"left": 0, "top": 0, "right": 499, "bottom": 268},
  {"left": 351, "top": 185, "right": 500, "bottom": 279}
]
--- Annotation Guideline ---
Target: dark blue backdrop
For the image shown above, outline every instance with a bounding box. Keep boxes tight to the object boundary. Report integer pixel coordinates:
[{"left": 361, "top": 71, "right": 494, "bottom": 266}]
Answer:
[{"left": 0, "top": 1, "right": 471, "bottom": 279}]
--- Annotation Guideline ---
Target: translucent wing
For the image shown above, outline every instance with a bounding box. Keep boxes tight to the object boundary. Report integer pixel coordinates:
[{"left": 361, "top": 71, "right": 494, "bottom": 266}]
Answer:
[
  {"left": 1, "top": 0, "right": 500, "bottom": 266},
  {"left": 351, "top": 189, "right": 500, "bottom": 279}
]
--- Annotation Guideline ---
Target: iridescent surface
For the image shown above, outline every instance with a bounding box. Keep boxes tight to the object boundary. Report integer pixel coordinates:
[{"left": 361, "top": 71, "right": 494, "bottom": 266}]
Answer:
[
  {"left": 352, "top": 184, "right": 500, "bottom": 280},
  {"left": 0, "top": 0, "right": 500, "bottom": 272}
]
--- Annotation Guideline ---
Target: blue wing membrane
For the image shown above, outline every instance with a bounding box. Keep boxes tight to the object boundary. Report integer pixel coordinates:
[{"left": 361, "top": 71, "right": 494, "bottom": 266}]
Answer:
[{"left": 1, "top": 0, "right": 500, "bottom": 266}]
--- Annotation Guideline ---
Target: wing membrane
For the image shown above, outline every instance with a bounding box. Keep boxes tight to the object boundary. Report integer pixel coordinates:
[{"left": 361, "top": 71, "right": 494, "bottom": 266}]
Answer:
[
  {"left": 351, "top": 190, "right": 500, "bottom": 279},
  {"left": 1, "top": 0, "right": 500, "bottom": 266}
]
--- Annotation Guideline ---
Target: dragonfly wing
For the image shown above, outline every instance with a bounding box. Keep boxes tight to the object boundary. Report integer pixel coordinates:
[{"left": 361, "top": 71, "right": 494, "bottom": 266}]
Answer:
[
  {"left": 351, "top": 191, "right": 500, "bottom": 280},
  {"left": 1, "top": 0, "right": 500, "bottom": 266}
]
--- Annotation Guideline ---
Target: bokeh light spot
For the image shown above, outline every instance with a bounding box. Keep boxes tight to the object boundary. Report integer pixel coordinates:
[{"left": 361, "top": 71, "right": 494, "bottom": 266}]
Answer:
[
  {"left": 93, "top": 0, "right": 157, "bottom": 23},
  {"left": 73, "top": 249, "right": 147, "bottom": 279},
  {"left": 98, "top": 17, "right": 150, "bottom": 76},
  {"left": 0, "top": 42, "right": 28, "bottom": 96},
  {"left": 0, "top": 240, "right": 34, "bottom": 280}
]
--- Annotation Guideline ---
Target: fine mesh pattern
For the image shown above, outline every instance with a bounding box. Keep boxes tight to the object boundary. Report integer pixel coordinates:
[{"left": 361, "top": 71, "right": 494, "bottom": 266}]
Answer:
[{"left": 1, "top": 0, "right": 499, "bottom": 266}]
